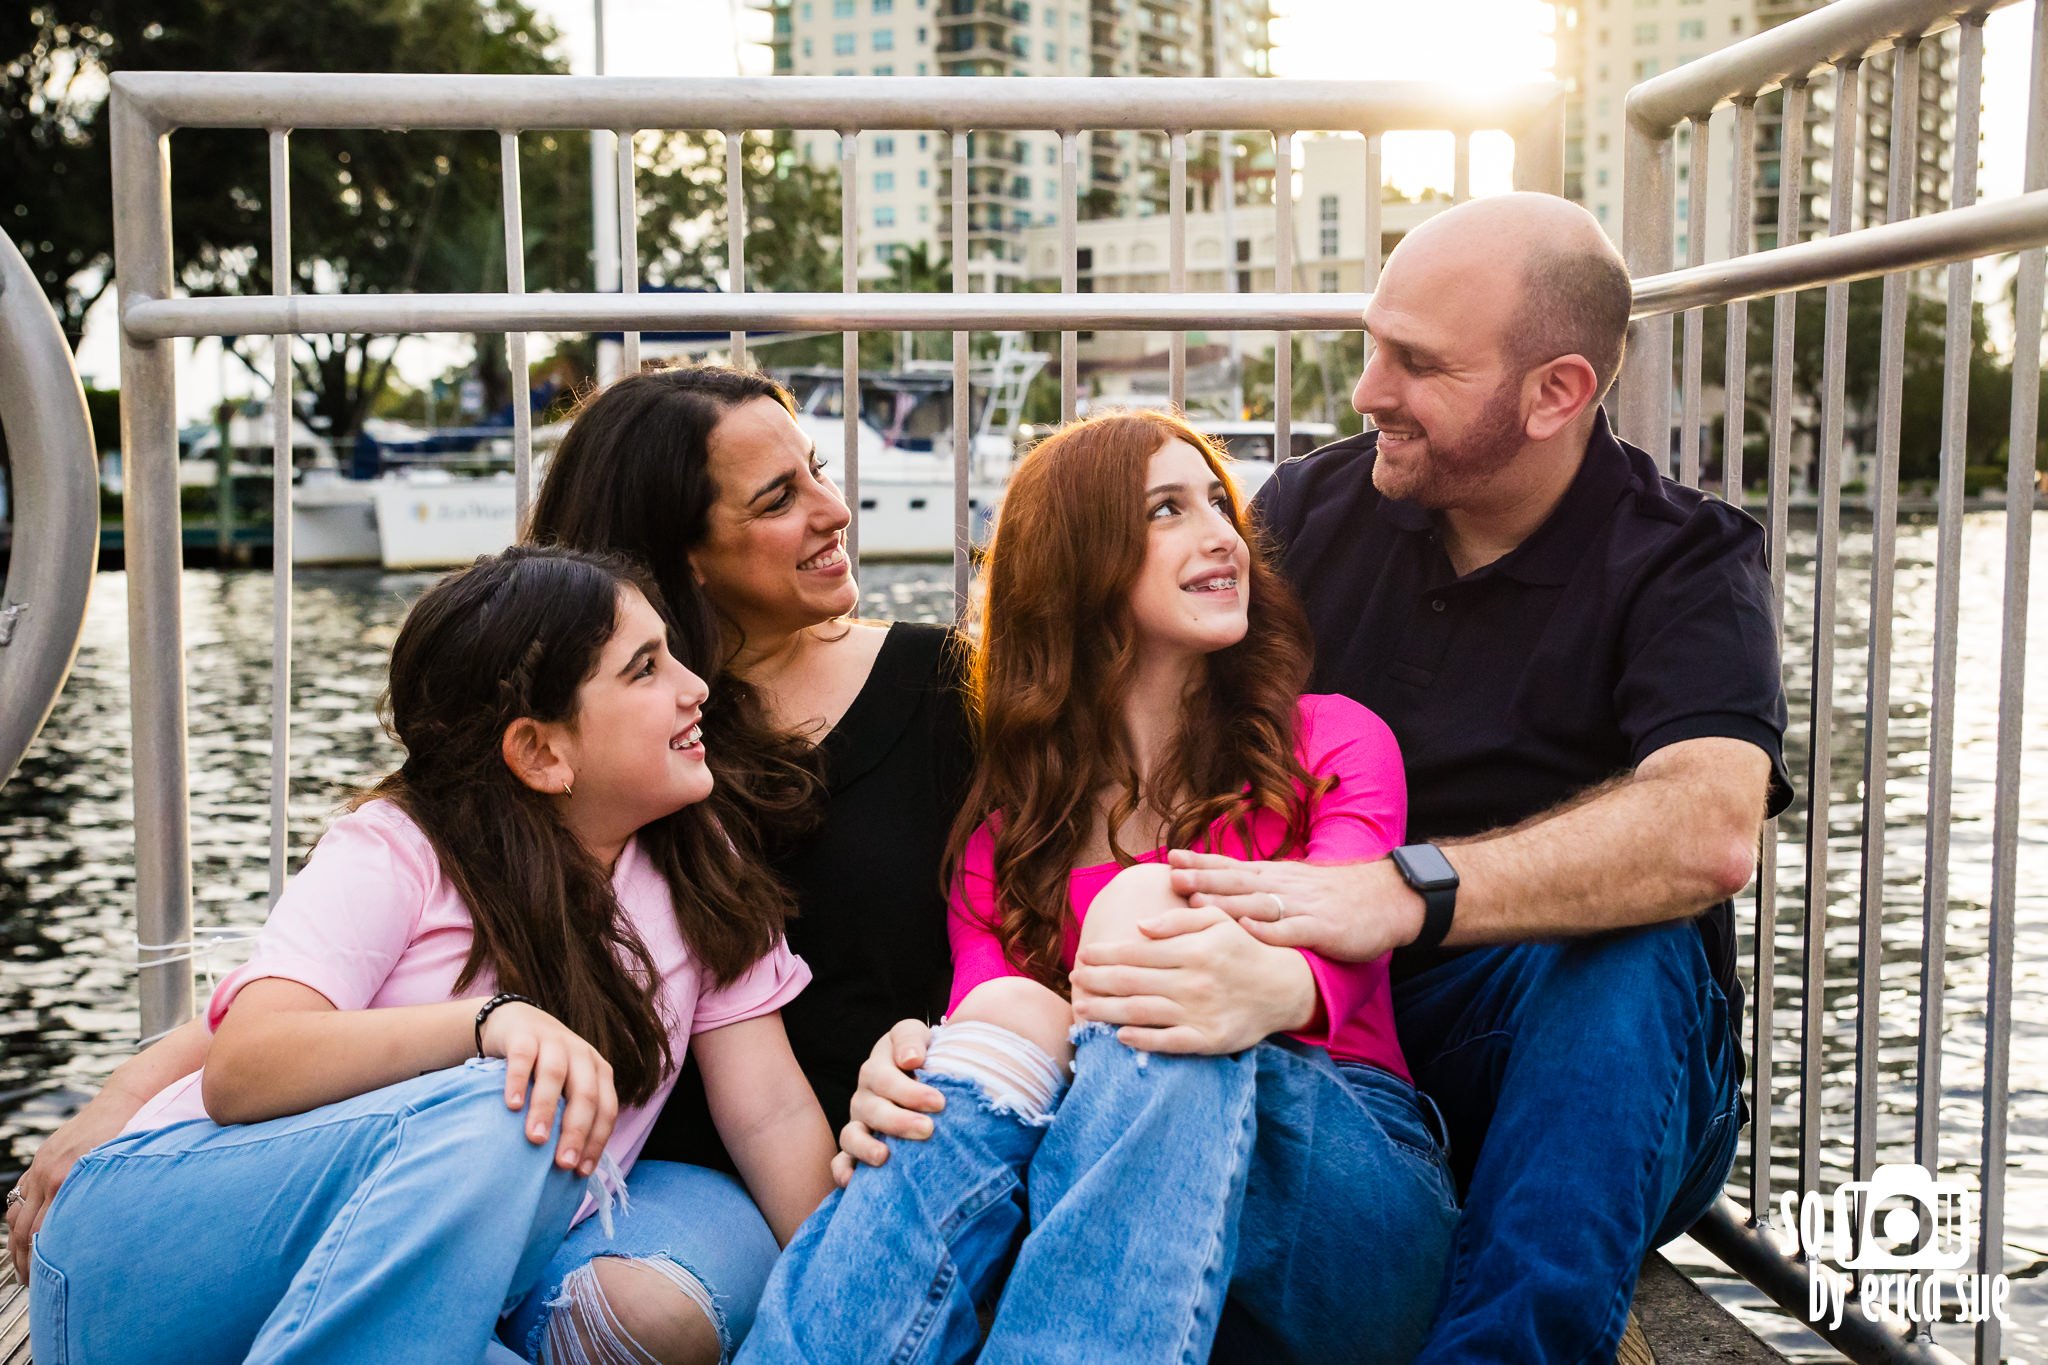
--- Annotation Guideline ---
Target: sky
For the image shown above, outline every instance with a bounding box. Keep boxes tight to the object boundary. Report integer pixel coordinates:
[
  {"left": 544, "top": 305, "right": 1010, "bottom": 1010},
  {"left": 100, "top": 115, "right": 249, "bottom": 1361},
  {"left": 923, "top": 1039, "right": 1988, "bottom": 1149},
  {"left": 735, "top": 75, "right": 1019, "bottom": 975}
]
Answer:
[{"left": 73, "top": 0, "right": 2042, "bottom": 413}]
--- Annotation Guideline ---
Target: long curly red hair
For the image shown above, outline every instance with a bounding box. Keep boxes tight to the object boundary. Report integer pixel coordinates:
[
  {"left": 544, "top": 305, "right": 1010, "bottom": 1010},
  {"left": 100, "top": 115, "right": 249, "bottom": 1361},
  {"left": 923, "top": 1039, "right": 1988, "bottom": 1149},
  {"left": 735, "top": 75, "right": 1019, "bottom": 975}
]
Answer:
[{"left": 943, "top": 409, "right": 1329, "bottom": 994}]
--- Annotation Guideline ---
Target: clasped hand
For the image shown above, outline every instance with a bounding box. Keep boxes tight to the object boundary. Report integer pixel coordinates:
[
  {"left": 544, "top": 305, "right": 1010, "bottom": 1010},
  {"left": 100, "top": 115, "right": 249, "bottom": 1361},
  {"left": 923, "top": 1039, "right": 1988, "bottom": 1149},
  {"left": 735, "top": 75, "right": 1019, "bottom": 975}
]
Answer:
[{"left": 831, "top": 906, "right": 1311, "bottom": 1186}]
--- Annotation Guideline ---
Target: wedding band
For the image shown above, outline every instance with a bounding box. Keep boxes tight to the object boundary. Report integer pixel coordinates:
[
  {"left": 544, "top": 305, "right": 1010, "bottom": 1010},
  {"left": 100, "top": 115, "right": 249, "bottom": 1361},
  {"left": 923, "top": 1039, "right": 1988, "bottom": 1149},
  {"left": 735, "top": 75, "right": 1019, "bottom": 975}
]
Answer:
[
  {"left": 1270, "top": 893, "right": 1288, "bottom": 920},
  {"left": 4, "top": 1186, "right": 24, "bottom": 1208}
]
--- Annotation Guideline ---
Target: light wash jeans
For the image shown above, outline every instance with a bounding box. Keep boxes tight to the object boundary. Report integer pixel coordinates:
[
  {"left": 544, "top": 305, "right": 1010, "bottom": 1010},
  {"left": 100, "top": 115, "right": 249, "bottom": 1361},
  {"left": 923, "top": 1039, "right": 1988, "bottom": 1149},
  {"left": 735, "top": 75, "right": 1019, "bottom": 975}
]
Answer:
[
  {"left": 740, "top": 1024, "right": 1457, "bottom": 1365},
  {"left": 28, "top": 1060, "right": 781, "bottom": 1365}
]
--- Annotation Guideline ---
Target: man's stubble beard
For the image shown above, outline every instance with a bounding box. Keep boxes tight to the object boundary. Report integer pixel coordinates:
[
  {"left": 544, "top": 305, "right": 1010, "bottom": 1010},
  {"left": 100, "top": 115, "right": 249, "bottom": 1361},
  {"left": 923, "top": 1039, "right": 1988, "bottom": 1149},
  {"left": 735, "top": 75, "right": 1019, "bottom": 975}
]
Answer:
[{"left": 1371, "top": 377, "right": 1526, "bottom": 510}]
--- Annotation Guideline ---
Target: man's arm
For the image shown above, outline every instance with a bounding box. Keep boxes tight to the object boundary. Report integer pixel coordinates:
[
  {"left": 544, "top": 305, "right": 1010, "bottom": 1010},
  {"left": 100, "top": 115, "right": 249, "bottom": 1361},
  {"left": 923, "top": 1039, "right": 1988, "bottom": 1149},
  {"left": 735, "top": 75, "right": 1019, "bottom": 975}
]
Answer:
[{"left": 1167, "top": 736, "right": 1771, "bottom": 962}]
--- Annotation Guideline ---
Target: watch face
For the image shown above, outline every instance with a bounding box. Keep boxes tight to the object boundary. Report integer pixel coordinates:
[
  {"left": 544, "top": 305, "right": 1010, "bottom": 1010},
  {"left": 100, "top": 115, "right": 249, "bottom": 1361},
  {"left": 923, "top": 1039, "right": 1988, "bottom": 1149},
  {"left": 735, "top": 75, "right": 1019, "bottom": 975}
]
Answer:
[{"left": 1396, "top": 844, "right": 1458, "bottom": 891}]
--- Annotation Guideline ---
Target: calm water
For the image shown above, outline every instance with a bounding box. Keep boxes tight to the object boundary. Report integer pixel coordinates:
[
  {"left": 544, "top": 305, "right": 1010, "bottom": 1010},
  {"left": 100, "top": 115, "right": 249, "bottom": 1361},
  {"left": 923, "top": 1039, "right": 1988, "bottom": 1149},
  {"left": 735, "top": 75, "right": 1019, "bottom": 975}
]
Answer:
[{"left": 1, "top": 528, "right": 2043, "bottom": 1359}]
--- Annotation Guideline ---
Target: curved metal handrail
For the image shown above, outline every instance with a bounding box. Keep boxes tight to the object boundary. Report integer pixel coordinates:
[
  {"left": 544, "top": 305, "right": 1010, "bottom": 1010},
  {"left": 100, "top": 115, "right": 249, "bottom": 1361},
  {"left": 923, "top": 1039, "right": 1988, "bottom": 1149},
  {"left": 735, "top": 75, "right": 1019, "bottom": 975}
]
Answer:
[{"left": 0, "top": 226, "right": 99, "bottom": 787}]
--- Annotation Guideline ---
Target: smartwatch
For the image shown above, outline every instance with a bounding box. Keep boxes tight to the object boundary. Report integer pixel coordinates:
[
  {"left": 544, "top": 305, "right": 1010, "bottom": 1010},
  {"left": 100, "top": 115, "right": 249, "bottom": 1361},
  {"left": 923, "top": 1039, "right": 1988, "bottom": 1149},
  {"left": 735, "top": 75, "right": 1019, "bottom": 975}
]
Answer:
[{"left": 1390, "top": 843, "right": 1458, "bottom": 952}]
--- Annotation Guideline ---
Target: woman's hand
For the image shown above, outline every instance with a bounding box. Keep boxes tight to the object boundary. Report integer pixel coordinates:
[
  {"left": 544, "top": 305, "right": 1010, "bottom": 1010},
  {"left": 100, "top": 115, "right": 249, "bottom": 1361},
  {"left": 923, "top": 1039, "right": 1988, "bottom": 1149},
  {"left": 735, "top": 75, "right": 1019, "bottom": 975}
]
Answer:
[
  {"left": 1069, "top": 904, "right": 1317, "bottom": 1054},
  {"left": 8, "top": 1015, "right": 214, "bottom": 1284},
  {"left": 7, "top": 1102, "right": 125, "bottom": 1284},
  {"left": 480, "top": 1001, "right": 619, "bottom": 1179},
  {"left": 832, "top": 1019, "right": 944, "bottom": 1188}
]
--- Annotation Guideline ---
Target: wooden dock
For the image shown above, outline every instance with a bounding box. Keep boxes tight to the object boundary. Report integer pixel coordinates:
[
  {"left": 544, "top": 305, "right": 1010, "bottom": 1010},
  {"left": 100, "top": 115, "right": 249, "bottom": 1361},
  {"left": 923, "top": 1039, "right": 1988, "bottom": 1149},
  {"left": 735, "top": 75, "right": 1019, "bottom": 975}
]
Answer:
[{"left": 0, "top": 1252, "right": 1783, "bottom": 1363}]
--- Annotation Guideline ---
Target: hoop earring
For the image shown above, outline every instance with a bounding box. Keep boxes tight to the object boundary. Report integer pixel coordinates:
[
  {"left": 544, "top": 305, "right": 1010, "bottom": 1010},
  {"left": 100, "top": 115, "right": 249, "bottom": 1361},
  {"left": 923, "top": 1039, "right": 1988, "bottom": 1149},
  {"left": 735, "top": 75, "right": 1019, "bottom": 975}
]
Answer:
[{"left": 562, "top": 777, "right": 574, "bottom": 797}]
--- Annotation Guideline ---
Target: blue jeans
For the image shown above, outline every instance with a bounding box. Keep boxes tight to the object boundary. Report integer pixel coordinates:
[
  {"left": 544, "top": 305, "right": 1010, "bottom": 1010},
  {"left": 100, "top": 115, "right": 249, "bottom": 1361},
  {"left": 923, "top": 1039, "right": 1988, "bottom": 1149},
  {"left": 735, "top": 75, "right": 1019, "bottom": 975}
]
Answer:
[
  {"left": 1393, "top": 921, "right": 1743, "bottom": 1364},
  {"left": 740, "top": 1024, "right": 1457, "bottom": 1365},
  {"left": 29, "top": 1061, "right": 780, "bottom": 1365}
]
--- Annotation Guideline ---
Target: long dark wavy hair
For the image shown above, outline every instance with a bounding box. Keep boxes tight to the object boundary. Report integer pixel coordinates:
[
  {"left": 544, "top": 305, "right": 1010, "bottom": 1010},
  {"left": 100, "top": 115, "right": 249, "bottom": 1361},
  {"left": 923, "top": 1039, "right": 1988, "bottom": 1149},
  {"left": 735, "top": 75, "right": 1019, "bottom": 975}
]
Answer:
[
  {"left": 525, "top": 364, "right": 823, "bottom": 860},
  {"left": 942, "top": 410, "right": 1330, "bottom": 993},
  {"left": 357, "top": 546, "right": 793, "bottom": 1107}
]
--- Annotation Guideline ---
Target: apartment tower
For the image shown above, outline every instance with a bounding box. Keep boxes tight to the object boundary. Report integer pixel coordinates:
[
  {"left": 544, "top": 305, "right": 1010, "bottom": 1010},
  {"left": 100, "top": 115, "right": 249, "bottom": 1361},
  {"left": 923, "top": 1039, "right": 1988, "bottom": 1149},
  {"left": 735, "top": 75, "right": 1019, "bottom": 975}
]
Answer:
[{"left": 760, "top": 0, "right": 1275, "bottom": 289}]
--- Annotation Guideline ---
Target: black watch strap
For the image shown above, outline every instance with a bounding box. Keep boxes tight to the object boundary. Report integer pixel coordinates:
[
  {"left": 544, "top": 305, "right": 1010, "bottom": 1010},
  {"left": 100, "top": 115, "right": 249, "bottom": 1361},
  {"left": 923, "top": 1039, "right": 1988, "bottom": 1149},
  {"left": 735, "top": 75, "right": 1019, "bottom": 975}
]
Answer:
[
  {"left": 1409, "top": 881, "right": 1457, "bottom": 953},
  {"left": 1390, "top": 843, "right": 1458, "bottom": 952}
]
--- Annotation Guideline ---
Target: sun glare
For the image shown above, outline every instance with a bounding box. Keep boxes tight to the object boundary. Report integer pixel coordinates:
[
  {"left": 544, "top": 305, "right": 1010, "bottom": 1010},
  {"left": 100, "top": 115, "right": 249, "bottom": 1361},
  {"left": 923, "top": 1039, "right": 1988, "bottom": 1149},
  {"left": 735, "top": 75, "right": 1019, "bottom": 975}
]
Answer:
[{"left": 1271, "top": 0, "right": 1557, "bottom": 198}]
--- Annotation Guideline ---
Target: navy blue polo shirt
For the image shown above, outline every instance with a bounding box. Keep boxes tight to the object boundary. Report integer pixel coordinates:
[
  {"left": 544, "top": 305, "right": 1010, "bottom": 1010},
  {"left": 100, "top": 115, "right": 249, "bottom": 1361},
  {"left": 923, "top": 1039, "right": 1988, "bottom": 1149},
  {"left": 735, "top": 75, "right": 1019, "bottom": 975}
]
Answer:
[{"left": 1251, "top": 409, "right": 1793, "bottom": 1039}]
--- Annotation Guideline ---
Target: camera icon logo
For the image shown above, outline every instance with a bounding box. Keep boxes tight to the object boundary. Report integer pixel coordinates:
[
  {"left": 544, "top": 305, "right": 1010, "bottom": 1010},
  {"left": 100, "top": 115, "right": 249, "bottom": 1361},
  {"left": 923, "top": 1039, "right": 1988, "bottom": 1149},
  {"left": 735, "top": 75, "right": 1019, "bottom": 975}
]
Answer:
[{"left": 1833, "top": 1163, "right": 1975, "bottom": 1272}]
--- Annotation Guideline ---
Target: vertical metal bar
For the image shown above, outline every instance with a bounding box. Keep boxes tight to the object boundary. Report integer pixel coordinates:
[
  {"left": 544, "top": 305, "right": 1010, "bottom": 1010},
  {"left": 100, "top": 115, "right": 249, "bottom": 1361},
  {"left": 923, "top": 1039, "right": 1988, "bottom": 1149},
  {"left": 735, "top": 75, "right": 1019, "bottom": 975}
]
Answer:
[
  {"left": 1619, "top": 121, "right": 1675, "bottom": 456},
  {"left": 110, "top": 91, "right": 194, "bottom": 1041},
  {"left": 726, "top": 128, "right": 748, "bottom": 367},
  {"left": 951, "top": 129, "right": 970, "bottom": 612},
  {"left": 1679, "top": 115, "right": 1709, "bottom": 488},
  {"left": 1853, "top": 36, "right": 1919, "bottom": 1194},
  {"left": 1916, "top": 13, "right": 1983, "bottom": 1184},
  {"left": 1798, "top": 57, "right": 1861, "bottom": 1209},
  {"left": 841, "top": 127, "right": 861, "bottom": 569},
  {"left": 1170, "top": 130, "right": 1188, "bottom": 407},
  {"left": 1060, "top": 129, "right": 1079, "bottom": 422},
  {"left": 1753, "top": 76, "right": 1805, "bottom": 1225},
  {"left": 1723, "top": 99, "right": 1755, "bottom": 509},
  {"left": 615, "top": 128, "right": 640, "bottom": 375},
  {"left": 1978, "top": 6, "right": 2046, "bottom": 1359},
  {"left": 1363, "top": 134, "right": 1384, "bottom": 292},
  {"left": 1273, "top": 128, "right": 1294, "bottom": 459},
  {"left": 500, "top": 131, "right": 533, "bottom": 521},
  {"left": 267, "top": 129, "right": 293, "bottom": 906},
  {"left": 1452, "top": 130, "right": 1471, "bottom": 203}
]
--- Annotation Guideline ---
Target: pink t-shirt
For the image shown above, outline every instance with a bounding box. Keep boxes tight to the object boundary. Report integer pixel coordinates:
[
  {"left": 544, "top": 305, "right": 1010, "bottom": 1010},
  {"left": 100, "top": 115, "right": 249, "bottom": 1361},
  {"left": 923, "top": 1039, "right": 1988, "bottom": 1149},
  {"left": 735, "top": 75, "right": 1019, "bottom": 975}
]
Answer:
[
  {"left": 948, "top": 693, "right": 1410, "bottom": 1080},
  {"left": 125, "top": 799, "right": 810, "bottom": 1211}
]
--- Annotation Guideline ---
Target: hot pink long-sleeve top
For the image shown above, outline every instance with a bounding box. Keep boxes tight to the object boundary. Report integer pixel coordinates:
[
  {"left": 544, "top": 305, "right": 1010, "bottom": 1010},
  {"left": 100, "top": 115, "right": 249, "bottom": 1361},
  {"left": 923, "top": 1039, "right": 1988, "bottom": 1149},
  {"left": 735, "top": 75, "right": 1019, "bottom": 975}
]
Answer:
[{"left": 947, "top": 693, "right": 1411, "bottom": 1080}]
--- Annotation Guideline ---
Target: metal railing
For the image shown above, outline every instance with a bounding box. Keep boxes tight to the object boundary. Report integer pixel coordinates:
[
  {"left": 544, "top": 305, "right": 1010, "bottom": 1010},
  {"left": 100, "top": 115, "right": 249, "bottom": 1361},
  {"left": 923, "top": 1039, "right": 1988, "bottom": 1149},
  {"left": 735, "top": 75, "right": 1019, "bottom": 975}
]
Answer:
[
  {"left": 107, "top": 71, "right": 1565, "bottom": 1041},
  {"left": 63, "top": 12, "right": 2039, "bottom": 1357},
  {"left": 1619, "top": 1, "right": 2046, "bottom": 1361}
]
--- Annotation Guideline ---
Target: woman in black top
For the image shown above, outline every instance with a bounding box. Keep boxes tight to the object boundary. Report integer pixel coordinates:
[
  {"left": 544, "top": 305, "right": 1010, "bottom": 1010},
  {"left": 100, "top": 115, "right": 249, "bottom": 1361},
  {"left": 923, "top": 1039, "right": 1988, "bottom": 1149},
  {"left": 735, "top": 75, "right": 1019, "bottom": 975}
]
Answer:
[{"left": 523, "top": 365, "right": 973, "bottom": 1166}]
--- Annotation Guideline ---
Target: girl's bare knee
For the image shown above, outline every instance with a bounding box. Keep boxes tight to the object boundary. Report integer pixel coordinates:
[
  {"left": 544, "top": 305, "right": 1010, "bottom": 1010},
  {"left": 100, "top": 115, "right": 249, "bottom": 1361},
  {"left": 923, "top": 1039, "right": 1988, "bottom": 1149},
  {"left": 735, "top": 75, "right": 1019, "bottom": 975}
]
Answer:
[
  {"left": 1077, "top": 863, "right": 1184, "bottom": 954},
  {"left": 951, "top": 975, "right": 1073, "bottom": 1061},
  {"left": 543, "top": 1255, "right": 722, "bottom": 1365}
]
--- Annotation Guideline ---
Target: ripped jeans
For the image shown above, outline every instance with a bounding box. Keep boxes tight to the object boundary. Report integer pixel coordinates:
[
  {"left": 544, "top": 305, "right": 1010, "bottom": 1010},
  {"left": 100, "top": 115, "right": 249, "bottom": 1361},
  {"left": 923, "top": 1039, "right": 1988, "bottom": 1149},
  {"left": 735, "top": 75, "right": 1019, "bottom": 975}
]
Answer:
[
  {"left": 28, "top": 1061, "right": 779, "bottom": 1365},
  {"left": 739, "top": 1024, "right": 1458, "bottom": 1365}
]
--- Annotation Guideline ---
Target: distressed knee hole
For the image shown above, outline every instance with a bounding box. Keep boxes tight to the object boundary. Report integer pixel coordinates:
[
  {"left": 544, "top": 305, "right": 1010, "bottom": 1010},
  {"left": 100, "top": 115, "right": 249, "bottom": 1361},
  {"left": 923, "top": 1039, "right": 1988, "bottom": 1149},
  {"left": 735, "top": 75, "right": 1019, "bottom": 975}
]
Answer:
[
  {"left": 924, "top": 1019, "right": 1069, "bottom": 1124},
  {"left": 541, "top": 1255, "right": 723, "bottom": 1365}
]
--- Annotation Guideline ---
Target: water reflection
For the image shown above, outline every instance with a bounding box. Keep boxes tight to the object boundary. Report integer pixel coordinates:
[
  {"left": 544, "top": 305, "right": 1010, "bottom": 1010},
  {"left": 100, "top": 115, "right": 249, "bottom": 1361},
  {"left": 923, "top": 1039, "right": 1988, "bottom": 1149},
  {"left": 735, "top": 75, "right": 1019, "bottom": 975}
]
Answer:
[{"left": 0, "top": 532, "right": 2041, "bottom": 1357}]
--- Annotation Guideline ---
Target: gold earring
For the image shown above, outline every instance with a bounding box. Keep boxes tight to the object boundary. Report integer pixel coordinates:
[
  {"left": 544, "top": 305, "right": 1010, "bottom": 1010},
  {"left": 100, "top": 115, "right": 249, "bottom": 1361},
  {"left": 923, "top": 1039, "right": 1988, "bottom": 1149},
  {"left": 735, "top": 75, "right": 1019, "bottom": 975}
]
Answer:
[{"left": 562, "top": 777, "right": 573, "bottom": 797}]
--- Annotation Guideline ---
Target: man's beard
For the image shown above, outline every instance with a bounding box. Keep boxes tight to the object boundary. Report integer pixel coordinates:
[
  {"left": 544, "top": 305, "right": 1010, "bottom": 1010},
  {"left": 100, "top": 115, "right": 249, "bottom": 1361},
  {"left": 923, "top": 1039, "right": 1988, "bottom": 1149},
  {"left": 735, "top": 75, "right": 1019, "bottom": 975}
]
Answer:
[{"left": 1370, "top": 378, "right": 1525, "bottom": 509}]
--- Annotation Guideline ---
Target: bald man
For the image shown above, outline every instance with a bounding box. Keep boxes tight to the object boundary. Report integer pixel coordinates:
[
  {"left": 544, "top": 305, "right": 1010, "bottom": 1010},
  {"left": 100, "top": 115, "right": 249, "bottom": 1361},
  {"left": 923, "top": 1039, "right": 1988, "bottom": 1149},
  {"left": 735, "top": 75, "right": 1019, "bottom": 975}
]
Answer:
[{"left": 1167, "top": 194, "right": 1791, "bottom": 1361}]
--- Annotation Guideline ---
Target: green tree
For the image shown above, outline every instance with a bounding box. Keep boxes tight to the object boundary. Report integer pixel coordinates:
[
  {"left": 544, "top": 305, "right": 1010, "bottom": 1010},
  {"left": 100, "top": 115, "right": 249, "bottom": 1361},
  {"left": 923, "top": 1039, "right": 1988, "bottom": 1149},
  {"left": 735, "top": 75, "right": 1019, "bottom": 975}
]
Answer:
[
  {"left": 4, "top": 0, "right": 576, "bottom": 440},
  {"left": 1698, "top": 280, "right": 2021, "bottom": 490}
]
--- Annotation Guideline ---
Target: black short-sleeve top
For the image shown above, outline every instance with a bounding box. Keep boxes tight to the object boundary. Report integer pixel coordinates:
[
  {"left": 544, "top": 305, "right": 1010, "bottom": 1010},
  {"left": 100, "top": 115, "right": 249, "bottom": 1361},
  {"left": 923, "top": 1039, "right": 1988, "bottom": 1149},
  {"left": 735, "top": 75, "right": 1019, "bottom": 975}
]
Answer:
[
  {"left": 1250, "top": 409, "right": 1793, "bottom": 1056},
  {"left": 643, "top": 621, "right": 973, "bottom": 1170}
]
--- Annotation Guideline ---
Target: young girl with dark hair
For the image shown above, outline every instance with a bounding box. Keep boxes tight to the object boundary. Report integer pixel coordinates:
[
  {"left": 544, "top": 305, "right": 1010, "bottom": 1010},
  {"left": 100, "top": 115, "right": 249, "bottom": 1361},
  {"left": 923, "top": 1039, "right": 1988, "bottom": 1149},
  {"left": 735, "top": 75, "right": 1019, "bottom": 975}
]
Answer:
[
  {"left": 739, "top": 411, "right": 1456, "bottom": 1364},
  {"left": 24, "top": 547, "right": 835, "bottom": 1365}
]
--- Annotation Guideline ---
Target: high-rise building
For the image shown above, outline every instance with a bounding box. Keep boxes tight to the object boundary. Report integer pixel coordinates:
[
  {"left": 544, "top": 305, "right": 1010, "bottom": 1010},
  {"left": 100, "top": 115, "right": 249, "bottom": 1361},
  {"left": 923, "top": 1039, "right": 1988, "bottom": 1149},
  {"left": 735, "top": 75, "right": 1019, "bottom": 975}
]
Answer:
[
  {"left": 1552, "top": 0, "right": 1959, "bottom": 261},
  {"left": 756, "top": 0, "right": 1274, "bottom": 288}
]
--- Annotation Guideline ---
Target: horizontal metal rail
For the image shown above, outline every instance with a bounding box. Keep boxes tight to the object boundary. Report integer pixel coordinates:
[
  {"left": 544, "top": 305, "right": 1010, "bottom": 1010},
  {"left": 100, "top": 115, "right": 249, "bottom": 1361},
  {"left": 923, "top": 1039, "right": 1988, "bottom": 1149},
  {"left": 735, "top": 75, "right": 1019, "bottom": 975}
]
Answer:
[
  {"left": 111, "top": 71, "right": 1564, "bottom": 136},
  {"left": 122, "top": 291, "right": 1381, "bottom": 339},
  {"left": 1627, "top": 187, "right": 2048, "bottom": 316},
  {"left": 115, "top": 182, "right": 2048, "bottom": 342},
  {"left": 1624, "top": 0, "right": 2015, "bottom": 132}
]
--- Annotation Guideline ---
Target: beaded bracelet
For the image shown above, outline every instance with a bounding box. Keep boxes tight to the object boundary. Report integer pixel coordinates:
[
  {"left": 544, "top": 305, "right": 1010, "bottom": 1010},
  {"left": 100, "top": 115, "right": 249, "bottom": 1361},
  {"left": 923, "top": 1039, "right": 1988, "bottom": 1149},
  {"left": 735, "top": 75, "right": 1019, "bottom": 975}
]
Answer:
[{"left": 474, "top": 991, "right": 537, "bottom": 1059}]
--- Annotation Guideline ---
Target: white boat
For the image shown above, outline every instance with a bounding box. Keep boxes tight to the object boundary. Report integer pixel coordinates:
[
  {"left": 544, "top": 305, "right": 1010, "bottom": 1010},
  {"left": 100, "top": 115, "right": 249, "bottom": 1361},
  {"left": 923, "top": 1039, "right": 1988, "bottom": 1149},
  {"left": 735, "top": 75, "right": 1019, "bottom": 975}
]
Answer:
[
  {"left": 291, "top": 468, "right": 383, "bottom": 566},
  {"left": 774, "top": 344, "right": 1049, "bottom": 560}
]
